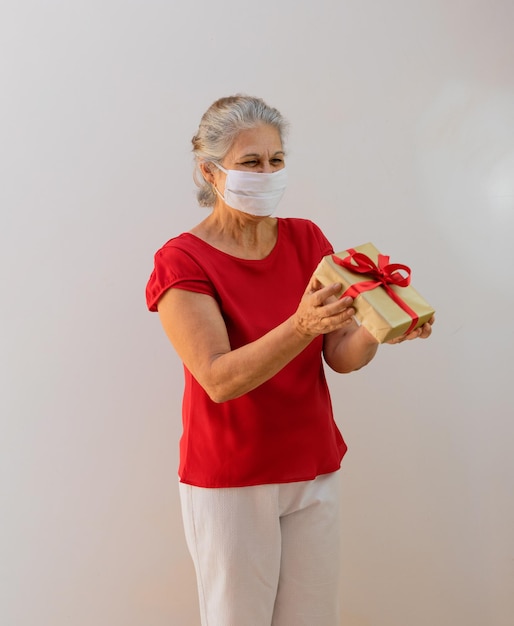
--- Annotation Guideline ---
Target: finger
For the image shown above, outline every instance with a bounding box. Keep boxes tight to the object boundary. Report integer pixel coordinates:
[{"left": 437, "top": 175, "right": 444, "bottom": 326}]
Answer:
[
  {"left": 305, "top": 273, "right": 343, "bottom": 295},
  {"left": 388, "top": 321, "right": 432, "bottom": 344},
  {"left": 306, "top": 276, "right": 324, "bottom": 293},
  {"left": 320, "top": 296, "right": 355, "bottom": 319},
  {"left": 304, "top": 276, "right": 325, "bottom": 296},
  {"left": 387, "top": 329, "right": 416, "bottom": 344},
  {"left": 309, "top": 282, "right": 344, "bottom": 306},
  {"left": 419, "top": 321, "right": 432, "bottom": 338}
]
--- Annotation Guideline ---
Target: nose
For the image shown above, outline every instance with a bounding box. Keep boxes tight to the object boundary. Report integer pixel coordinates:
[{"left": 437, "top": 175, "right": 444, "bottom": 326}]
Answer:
[{"left": 259, "top": 161, "right": 278, "bottom": 173}]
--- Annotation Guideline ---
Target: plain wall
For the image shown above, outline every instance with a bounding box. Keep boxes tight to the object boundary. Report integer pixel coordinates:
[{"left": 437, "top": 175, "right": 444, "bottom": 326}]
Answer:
[{"left": 1, "top": 1, "right": 513, "bottom": 625}]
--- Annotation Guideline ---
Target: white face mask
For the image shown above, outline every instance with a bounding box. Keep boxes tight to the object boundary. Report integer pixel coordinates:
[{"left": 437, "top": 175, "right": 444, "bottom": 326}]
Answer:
[{"left": 212, "top": 163, "right": 287, "bottom": 216}]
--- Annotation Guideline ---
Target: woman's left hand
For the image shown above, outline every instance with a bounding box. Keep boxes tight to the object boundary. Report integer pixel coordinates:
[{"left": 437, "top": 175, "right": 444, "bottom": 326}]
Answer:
[{"left": 387, "top": 315, "right": 435, "bottom": 344}]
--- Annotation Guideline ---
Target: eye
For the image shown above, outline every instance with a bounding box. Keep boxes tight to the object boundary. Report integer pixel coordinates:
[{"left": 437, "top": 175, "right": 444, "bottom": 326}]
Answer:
[
  {"left": 241, "top": 160, "right": 258, "bottom": 167},
  {"left": 271, "top": 158, "right": 284, "bottom": 165}
]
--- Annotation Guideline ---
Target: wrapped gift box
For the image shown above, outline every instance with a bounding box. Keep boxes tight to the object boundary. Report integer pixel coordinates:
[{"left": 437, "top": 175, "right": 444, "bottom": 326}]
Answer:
[{"left": 314, "top": 242, "right": 435, "bottom": 343}]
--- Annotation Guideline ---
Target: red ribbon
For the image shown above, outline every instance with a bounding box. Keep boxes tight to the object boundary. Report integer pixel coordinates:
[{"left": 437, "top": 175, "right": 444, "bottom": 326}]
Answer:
[{"left": 332, "top": 248, "right": 419, "bottom": 335}]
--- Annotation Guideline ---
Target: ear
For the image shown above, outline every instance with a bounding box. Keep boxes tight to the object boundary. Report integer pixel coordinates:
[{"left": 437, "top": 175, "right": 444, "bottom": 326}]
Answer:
[{"left": 199, "top": 161, "right": 215, "bottom": 185}]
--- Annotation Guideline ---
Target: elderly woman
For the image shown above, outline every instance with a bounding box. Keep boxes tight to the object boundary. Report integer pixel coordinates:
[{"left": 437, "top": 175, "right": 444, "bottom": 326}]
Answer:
[{"left": 146, "top": 95, "right": 433, "bottom": 626}]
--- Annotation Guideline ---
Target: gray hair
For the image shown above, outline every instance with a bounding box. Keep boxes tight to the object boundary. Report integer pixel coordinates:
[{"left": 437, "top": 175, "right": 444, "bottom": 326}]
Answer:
[{"left": 191, "top": 95, "right": 289, "bottom": 207}]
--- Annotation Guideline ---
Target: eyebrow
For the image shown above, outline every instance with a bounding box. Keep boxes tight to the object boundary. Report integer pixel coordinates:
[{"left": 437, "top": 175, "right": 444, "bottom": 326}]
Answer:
[{"left": 239, "top": 150, "right": 285, "bottom": 158}]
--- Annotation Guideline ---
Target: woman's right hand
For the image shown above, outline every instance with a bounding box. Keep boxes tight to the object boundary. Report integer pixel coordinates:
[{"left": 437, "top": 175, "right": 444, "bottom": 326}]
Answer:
[{"left": 292, "top": 276, "right": 356, "bottom": 338}]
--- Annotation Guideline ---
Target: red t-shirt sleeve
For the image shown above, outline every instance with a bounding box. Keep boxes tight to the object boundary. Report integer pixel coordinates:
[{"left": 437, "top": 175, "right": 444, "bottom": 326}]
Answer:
[
  {"left": 145, "top": 241, "right": 215, "bottom": 312},
  {"left": 311, "top": 222, "right": 334, "bottom": 257}
]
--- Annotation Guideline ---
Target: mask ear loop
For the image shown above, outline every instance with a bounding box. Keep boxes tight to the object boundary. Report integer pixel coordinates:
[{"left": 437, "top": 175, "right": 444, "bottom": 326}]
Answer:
[
  {"left": 212, "top": 161, "right": 228, "bottom": 174},
  {"left": 199, "top": 160, "right": 225, "bottom": 203},
  {"left": 212, "top": 184, "right": 225, "bottom": 202},
  {"left": 208, "top": 161, "right": 228, "bottom": 202}
]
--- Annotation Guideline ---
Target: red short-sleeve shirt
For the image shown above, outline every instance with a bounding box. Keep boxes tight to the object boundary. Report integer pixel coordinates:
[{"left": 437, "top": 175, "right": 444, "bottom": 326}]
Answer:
[{"left": 146, "top": 218, "right": 347, "bottom": 487}]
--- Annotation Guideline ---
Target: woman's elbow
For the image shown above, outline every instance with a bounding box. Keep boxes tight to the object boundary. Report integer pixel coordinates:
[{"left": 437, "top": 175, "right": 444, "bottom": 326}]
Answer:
[
  {"left": 324, "top": 351, "right": 375, "bottom": 374},
  {"left": 206, "top": 387, "right": 231, "bottom": 404},
  {"left": 325, "top": 360, "right": 360, "bottom": 375},
  {"left": 202, "top": 378, "right": 242, "bottom": 404}
]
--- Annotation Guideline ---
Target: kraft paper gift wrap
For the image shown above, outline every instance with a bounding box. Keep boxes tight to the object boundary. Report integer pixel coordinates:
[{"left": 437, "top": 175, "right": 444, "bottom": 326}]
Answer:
[{"left": 314, "top": 242, "right": 435, "bottom": 343}]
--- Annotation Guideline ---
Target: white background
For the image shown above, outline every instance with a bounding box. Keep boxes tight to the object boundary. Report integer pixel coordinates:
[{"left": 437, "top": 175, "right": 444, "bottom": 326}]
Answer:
[{"left": 1, "top": 1, "right": 513, "bottom": 625}]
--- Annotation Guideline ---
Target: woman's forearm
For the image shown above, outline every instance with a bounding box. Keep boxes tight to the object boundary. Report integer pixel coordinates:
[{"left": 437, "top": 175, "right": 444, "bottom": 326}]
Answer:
[
  {"left": 202, "top": 317, "right": 315, "bottom": 402},
  {"left": 158, "top": 281, "right": 360, "bottom": 402}
]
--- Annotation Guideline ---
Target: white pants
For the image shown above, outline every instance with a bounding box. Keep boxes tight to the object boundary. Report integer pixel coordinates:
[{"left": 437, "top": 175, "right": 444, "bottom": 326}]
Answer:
[{"left": 179, "top": 471, "right": 342, "bottom": 626}]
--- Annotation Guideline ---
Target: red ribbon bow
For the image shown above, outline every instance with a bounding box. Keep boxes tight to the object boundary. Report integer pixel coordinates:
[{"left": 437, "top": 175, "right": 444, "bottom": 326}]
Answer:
[{"left": 332, "top": 249, "right": 419, "bottom": 335}]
